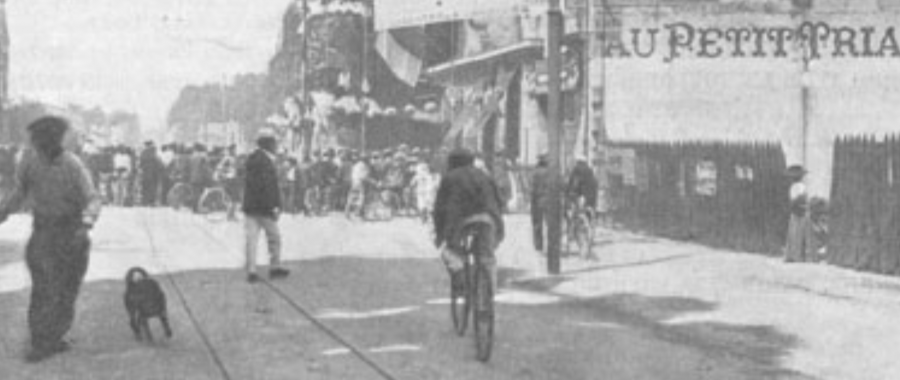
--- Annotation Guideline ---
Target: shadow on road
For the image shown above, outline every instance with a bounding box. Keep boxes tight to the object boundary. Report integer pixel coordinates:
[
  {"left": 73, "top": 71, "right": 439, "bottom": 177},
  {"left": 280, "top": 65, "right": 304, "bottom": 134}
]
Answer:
[{"left": 0, "top": 255, "right": 812, "bottom": 380}]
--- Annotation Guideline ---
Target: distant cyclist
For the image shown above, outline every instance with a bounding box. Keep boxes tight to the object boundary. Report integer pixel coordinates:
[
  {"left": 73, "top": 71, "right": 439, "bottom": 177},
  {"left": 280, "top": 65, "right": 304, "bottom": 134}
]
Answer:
[
  {"left": 566, "top": 156, "right": 598, "bottom": 216},
  {"left": 432, "top": 148, "right": 505, "bottom": 290}
]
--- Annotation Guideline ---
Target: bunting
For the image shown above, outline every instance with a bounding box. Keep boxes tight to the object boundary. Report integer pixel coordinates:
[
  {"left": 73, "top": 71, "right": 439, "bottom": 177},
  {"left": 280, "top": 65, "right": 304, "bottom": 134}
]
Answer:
[{"left": 374, "top": 31, "right": 423, "bottom": 87}]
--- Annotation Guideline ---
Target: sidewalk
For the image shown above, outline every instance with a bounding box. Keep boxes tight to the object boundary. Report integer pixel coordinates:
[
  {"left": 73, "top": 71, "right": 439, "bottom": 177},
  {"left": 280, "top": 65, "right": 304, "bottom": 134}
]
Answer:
[{"left": 497, "top": 217, "right": 900, "bottom": 380}]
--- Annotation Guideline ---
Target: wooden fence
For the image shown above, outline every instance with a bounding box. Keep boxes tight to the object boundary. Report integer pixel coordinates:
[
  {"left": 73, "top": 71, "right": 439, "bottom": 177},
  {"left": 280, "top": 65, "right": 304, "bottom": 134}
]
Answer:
[
  {"left": 829, "top": 136, "right": 900, "bottom": 274},
  {"left": 605, "top": 141, "right": 790, "bottom": 255}
]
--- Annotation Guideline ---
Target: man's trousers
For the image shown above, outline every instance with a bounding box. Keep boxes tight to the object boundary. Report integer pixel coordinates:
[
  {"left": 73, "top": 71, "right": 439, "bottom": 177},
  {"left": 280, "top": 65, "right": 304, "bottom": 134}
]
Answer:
[{"left": 26, "top": 219, "right": 90, "bottom": 351}]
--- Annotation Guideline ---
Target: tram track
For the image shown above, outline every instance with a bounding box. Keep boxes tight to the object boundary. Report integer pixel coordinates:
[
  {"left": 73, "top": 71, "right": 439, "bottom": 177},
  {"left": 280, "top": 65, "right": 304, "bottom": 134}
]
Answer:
[
  {"left": 139, "top": 208, "right": 401, "bottom": 380},
  {"left": 137, "top": 209, "right": 235, "bottom": 380}
]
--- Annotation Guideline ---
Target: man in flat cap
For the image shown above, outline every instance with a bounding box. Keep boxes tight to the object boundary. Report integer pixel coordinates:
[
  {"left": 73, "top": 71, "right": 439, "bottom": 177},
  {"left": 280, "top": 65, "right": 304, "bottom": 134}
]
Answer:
[{"left": 0, "top": 116, "right": 102, "bottom": 362}]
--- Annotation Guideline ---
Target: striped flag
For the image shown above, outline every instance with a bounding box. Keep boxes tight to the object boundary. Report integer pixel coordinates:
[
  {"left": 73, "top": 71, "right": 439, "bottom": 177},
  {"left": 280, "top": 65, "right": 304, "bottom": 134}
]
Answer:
[{"left": 375, "top": 30, "right": 422, "bottom": 87}]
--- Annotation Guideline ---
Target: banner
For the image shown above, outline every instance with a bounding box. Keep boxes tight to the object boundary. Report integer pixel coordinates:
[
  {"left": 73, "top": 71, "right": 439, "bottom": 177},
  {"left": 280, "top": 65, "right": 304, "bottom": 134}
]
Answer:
[
  {"left": 375, "top": 30, "right": 423, "bottom": 86},
  {"left": 374, "top": 0, "right": 531, "bottom": 30}
]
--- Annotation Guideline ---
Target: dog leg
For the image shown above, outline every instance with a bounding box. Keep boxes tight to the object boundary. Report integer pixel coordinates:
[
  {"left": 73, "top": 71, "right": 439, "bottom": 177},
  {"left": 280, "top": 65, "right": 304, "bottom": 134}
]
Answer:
[
  {"left": 142, "top": 317, "right": 154, "bottom": 342},
  {"left": 160, "top": 314, "right": 173, "bottom": 338},
  {"left": 130, "top": 312, "right": 142, "bottom": 340}
]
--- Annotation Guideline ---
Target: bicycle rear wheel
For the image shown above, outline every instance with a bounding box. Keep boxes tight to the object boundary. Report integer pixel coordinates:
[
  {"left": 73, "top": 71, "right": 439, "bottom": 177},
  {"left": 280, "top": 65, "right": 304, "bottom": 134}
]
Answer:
[
  {"left": 167, "top": 183, "right": 194, "bottom": 211},
  {"left": 576, "top": 214, "right": 595, "bottom": 260},
  {"left": 198, "top": 188, "right": 232, "bottom": 222},
  {"left": 473, "top": 262, "right": 494, "bottom": 362},
  {"left": 305, "top": 187, "right": 320, "bottom": 216},
  {"left": 450, "top": 260, "right": 471, "bottom": 336}
]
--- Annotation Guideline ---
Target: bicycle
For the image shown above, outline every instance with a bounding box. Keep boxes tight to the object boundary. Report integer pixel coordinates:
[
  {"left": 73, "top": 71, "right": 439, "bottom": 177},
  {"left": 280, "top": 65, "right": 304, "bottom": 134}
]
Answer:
[
  {"left": 305, "top": 185, "right": 332, "bottom": 216},
  {"left": 197, "top": 186, "right": 233, "bottom": 222},
  {"left": 166, "top": 182, "right": 195, "bottom": 211},
  {"left": 449, "top": 223, "right": 495, "bottom": 362},
  {"left": 361, "top": 182, "right": 394, "bottom": 222},
  {"left": 564, "top": 198, "right": 596, "bottom": 260}
]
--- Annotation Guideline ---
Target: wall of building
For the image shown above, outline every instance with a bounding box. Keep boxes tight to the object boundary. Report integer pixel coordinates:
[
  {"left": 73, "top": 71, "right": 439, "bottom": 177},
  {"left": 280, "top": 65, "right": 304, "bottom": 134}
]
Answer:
[{"left": 592, "top": 1, "right": 900, "bottom": 197}]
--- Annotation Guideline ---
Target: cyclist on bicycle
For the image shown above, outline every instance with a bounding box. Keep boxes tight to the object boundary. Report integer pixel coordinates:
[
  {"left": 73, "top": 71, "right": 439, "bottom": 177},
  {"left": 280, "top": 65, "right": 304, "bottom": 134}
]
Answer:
[
  {"left": 566, "top": 156, "right": 598, "bottom": 216},
  {"left": 433, "top": 148, "right": 505, "bottom": 290}
]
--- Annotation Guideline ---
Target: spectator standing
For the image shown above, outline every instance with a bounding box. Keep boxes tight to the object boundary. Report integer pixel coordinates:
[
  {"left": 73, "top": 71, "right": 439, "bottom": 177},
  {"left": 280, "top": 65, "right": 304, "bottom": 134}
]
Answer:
[
  {"left": 785, "top": 165, "right": 814, "bottom": 263},
  {"left": 530, "top": 154, "right": 551, "bottom": 252},
  {"left": 295, "top": 155, "right": 313, "bottom": 216},
  {"left": 112, "top": 146, "right": 133, "bottom": 206},
  {"left": 411, "top": 161, "right": 439, "bottom": 223},
  {"left": 0, "top": 117, "right": 101, "bottom": 362},
  {"left": 214, "top": 145, "right": 240, "bottom": 220},
  {"left": 159, "top": 144, "right": 175, "bottom": 204},
  {"left": 346, "top": 154, "right": 371, "bottom": 218},
  {"left": 188, "top": 144, "right": 211, "bottom": 212},
  {"left": 139, "top": 141, "right": 163, "bottom": 206},
  {"left": 242, "top": 135, "right": 289, "bottom": 283}
]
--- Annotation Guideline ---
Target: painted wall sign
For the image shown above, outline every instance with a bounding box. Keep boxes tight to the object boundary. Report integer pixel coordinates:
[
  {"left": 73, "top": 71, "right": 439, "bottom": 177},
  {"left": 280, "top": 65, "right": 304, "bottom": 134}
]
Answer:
[{"left": 597, "top": 21, "right": 900, "bottom": 62}]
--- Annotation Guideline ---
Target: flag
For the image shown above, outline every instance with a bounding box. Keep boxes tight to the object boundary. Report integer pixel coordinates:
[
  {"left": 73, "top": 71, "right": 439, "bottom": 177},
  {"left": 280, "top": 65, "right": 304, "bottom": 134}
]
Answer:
[{"left": 375, "top": 31, "right": 422, "bottom": 87}]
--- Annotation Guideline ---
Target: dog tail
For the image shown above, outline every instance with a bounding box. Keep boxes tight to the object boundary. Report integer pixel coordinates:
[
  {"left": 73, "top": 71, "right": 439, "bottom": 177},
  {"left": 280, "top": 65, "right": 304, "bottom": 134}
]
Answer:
[{"left": 126, "top": 267, "right": 150, "bottom": 284}]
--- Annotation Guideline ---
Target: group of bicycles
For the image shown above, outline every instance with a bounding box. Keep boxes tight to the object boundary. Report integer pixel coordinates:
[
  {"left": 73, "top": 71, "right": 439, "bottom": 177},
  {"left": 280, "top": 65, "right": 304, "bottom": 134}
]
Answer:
[{"left": 165, "top": 180, "right": 235, "bottom": 221}]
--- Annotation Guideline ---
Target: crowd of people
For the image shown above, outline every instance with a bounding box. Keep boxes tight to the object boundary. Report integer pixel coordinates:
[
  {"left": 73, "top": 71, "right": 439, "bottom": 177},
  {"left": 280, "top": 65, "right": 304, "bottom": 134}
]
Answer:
[{"left": 45, "top": 141, "right": 448, "bottom": 222}]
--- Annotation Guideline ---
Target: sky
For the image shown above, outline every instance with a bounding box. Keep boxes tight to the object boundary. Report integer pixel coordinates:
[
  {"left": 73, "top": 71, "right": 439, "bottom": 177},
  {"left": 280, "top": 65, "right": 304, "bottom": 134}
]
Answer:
[{"left": 7, "top": 0, "right": 293, "bottom": 134}]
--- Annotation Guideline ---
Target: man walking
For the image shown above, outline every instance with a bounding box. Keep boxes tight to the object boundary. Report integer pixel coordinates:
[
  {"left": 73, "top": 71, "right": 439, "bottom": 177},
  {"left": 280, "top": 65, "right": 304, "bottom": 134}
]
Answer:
[
  {"left": 0, "top": 116, "right": 101, "bottom": 362},
  {"left": 242, "top": 134, "right": 289, "bottom": 283}
]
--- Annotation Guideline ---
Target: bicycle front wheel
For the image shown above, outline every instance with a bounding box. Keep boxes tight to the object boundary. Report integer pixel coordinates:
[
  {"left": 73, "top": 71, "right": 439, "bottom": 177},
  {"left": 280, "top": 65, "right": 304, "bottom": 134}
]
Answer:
[
  {"left": 450, "top": 260, "right": 471, "bottom": 336},
  {"left": 473, "top": 262, "right": 494, "bottom": 362}
]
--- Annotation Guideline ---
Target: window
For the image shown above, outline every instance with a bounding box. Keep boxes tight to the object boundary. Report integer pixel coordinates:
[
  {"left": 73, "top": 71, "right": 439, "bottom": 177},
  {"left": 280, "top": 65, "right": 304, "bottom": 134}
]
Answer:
[{"left": 695, "top": 160, "right": 717, "bottom": 196}]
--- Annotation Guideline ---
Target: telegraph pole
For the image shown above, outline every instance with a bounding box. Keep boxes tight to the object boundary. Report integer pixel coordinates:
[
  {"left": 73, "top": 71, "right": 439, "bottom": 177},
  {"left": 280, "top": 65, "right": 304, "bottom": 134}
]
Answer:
[
  {"left": 301, "top": 0, "right": 311, "bottom": 156},
  {"left": 547, "top": 0, "right": 564, "bottom": 275},
  {"left": 360, "top": 8, "right": 369, "bottom": 155}
]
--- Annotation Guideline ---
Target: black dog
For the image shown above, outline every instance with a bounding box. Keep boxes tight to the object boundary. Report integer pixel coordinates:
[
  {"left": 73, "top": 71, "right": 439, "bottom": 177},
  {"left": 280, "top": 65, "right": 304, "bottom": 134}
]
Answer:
[{"left": 124, "top": 267, "right": 172, "bottom": 342}]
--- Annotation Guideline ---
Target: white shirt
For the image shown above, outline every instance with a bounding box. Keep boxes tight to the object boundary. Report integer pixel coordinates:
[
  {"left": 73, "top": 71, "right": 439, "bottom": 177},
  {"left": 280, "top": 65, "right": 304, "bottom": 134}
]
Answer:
[
  {"left": 114, "top": 153, "right": 132, "bottom": 172},
  {"left": 790, "top": 182, "right": 807, "bottom": 201},
  {"left": 160, "top": 150, "right": 174, "bottom": 167},
  {"left": 351, "top": 161, "right": 369, "bottom": 187}
]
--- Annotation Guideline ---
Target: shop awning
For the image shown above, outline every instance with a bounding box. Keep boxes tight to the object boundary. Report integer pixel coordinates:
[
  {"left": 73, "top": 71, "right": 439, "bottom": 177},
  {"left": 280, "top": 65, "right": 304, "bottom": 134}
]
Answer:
[{"left": 425, "top": 41, "right": 543, "bottom": 85}]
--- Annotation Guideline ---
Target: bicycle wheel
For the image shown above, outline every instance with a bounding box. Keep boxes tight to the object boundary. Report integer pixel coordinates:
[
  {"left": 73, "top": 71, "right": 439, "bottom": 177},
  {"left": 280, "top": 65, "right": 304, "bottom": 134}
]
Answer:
[
  {"left": 198, "top": 188, "right": 232, "bottom": 222},
  {"left": 383, "top": 190, "right": 401, "bottom": 217},
  {"left": 576, "top": 214, "right": 595, "bottom": 260},
  {"left": 450, "top": 259, "right": 471, "bottom": 336},
  {"left": 305, "top": 187, "right": 320, "bottom": 216},
  {"left": 167, "top": 183, "right": 194, "bottom": 211},
  {"left": 473, "top": 262, "right": 494, "bottom": 362}
]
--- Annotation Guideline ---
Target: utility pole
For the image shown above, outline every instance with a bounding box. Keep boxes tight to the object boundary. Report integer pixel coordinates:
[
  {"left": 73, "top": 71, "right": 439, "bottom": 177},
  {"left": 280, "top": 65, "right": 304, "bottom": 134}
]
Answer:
[
  {"left": 301, "top": 0, "right": 311, "bottom": 156},
  {"left": 547, "top": 0, "right": 564, "bottom": 275},
  {"left": 582, "top": 0, "right": 592, "bottom": 162},
  {"left": 360, "top": 8, "right": 368, "bottom": 155}
]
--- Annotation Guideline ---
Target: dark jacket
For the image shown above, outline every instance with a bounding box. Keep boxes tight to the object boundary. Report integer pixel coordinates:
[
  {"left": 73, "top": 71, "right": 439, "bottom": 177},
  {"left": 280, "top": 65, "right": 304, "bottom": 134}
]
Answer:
[
  {"left": 432, "top": 166, "right": 505, "bottom": 248},
  {"left": 531, "top": 166, "right": 550, "bottom": 203},
  {"left": 242, "top": 149, "right": 282, "bottom": 217},
  {"left": 567, "top": 162, "right": 598, "bottom": 208},
  {"left": 139, "top": 148, "right": 162, "bottom": 178}
]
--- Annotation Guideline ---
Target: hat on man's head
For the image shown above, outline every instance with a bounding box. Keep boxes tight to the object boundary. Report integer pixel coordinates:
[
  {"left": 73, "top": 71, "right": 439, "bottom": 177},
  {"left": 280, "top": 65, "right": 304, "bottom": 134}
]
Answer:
[
  {"left": 27, "top": 116, "right": 70, "bottom": 159},
  {"left": 786, "top": 165, "right": 807, "bottom": 176},
  {"left": 447, "top": 148, "right": 475, "bottom": 171}
]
